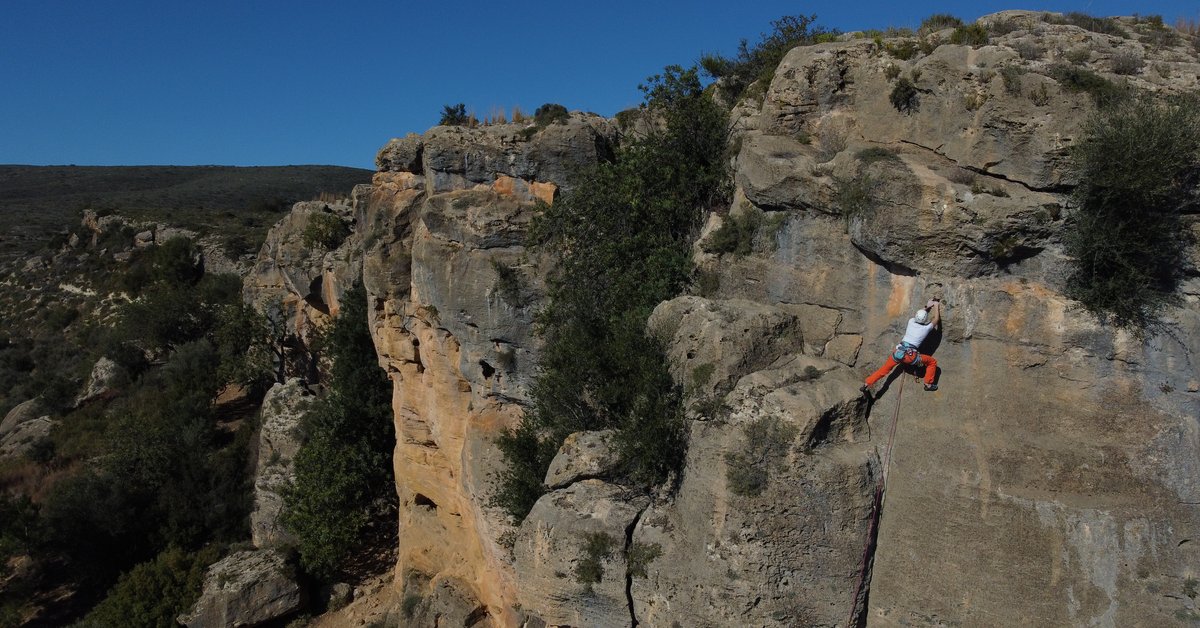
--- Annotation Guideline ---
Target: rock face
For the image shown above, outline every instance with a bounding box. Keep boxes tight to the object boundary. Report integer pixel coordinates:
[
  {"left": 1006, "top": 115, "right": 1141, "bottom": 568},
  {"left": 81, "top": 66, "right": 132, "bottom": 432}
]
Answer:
[
  {"left": 322, "top": 13, "right": 1200, "bottom": 627},
  {"left": 250, "top": 378, "right": 313, "bottom": 548},
  {"left": 178, "top": 549, "right": 303, "bottom": 628},
  {"left": 359, "top": 112, "right": 618, "bottom": 626},
  {"left": 74, "top": 356, "right": 128, "bottom": 406},
  {"left": 0, "top": 398, "right": 52, "bottom": 461},
  {"left": 243, "top": 198, "right": 363, "bottom": 350},
  {"left": 705, "top": 13, "right": 1200, "bottom": 627}
]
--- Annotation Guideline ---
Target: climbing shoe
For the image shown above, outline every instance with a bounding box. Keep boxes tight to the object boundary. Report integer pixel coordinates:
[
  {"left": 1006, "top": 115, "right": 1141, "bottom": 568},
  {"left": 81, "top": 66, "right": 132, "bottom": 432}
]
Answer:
[{"left": 924, "top": 383, "right": 938, "bottom": 392}]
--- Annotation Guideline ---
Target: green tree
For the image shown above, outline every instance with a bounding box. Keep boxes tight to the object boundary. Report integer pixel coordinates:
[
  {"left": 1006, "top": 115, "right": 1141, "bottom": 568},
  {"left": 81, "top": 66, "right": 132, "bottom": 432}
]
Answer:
[
  {"left": 700, "top": 14, "right": 837, "bottom": 102},
  {"left": 439, "top": 103, "right": 470, "bottom": 126},
  {"left": 1065, "top": 93, "right": 1200, "bottom": 329},
  {"left": 80, "top": 546, "right": 219, "bottom": 628},
  {"left": 496, "top": 65, "right": 729, "bottom": 519},
  {"left": 283, "top": 283, "right": 395, "bottom": 579}
]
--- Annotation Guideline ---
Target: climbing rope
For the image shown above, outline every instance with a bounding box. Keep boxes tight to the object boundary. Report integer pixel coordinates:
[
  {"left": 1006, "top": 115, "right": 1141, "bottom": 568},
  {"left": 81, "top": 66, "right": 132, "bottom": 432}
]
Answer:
[{"left": 846, "top": 375, "right": 906, "bottom": 628}]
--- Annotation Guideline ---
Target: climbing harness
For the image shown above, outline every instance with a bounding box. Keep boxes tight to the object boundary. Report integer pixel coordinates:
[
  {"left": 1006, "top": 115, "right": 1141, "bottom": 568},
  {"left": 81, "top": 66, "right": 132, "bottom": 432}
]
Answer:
[
  {"left": 891, "top": 341, "right": 921, "bottom": 367},
  {"left": 846, "top": 375, "right": 906, "bottom": 628}
]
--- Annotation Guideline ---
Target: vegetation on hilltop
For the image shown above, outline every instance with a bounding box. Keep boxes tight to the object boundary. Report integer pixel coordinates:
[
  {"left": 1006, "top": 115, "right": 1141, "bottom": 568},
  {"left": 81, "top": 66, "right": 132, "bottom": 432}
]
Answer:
[
  {"left": 494, "top": 65, "right": 731, "bottom": 519},
  {"left": 0, "top": 165, "right": 372, "bottom": 260},
  {"left": 700, "top": 14, "right": 839, "bottom": 103}
]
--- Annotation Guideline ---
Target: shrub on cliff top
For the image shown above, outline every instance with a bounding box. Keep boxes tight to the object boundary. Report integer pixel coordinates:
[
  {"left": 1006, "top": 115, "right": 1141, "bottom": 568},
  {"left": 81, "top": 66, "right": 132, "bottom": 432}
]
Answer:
[
  {"left": 301, "top": 211, "right": 350, "bottom": 250},
  {"left": 920, "top": 14, "right": 963, "bottom": 33},
  {"left": 701, "top": 14, "right": 838, "bottom": 103},
  {"left": 1065, "top": 93, "right": 1200, "bottom": 330},
  {"left": 439, "top": 103, "right": 470, "bottom": 126},
  {"left": 533, "top": 103, "right": 570, "bottom": 127}
]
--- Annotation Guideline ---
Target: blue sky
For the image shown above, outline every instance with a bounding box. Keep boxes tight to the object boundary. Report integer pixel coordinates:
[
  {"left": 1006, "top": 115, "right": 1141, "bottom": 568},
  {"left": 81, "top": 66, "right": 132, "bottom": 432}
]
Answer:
[{"left": 1, "top": 0, "right": 1194, "bottom": 169}]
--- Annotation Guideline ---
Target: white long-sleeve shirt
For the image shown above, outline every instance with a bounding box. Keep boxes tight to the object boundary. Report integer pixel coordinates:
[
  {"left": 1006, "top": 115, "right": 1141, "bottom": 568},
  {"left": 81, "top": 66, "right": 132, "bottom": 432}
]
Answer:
[{"left": 901, "top": 317, "right": 934, "bottom": 347}]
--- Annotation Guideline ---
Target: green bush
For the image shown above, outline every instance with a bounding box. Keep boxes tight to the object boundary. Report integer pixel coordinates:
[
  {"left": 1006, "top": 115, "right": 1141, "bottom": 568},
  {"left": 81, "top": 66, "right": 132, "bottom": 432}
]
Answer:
[
  {"left": 725, "top": 416, "right": 798, "bottom": 497},
  {"left": 856, "top": 146, "right": 901, "bottom": 165},
  {"left": 1065, "top": 47, "right": 1091, "bottom": 65},
  {"left": 283, "top": 283, "right": 396, "bottom": 579},
  {"left": 302, "top": 212, "right": 350, "bottom": 249},
  {"left": 574, "top": 532, "right": 615, "bottom": 587},
  {"left": 884, "top": 40, "right": 920, "bottom": 60},
  {"left": 700, "top": 14, "right": 838, "bottom": 102},
  {"left": 950, "top": 23, "right": 990, "bottom": 46},
  {"left": 490, "top": 260, "right": 526, "bottom": 307},
  {"left": 890, "top": 77, "right": 920, "bottom": 113},
  {"left": 920, "top": 14, "right": 963, "bottom": 32},
  {"left": 533, "top": 103, "right": 570, "bottom": 127},
  {"left": 1111, "top": 50, "right": 1144, "bottom": 75},
  {"left": 1045, "top": 12, "right": 1128, "bottom": 37},
  {"left": 1048, "top": 65, "right": 1129, "bottom": 106},
  {"left": 834, "top": 173, "right": 879, "bottom": 219},
  {"left": 1000, "top": 65, "right": 1025, "bottom": 95},
  {"left": 1065, "top": 94, "right": 1200, "bottom": 329},
  {"left": 439, "top": 103, "right": 469, "bottom": 126},
  {"left": 703, "top": 210, "right": 761, "bottom": 256},
  {"left": 496, "top": 65, "right": 728, "bottom": 520},
  {"left": 1013, "top": 40, "right": 1044, "bottom": 60},
  {"left": 81, "top": 546, "right": 219, "bottom": 628},
  {"left": 627, "top": 542, "right": 662, "bottom": 578}
]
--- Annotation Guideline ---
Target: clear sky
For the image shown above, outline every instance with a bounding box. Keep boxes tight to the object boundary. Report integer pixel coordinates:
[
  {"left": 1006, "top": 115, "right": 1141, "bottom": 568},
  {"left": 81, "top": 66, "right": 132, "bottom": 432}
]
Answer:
[{"left": 1, "top": 0, "right": 1194, "bottom": 169}]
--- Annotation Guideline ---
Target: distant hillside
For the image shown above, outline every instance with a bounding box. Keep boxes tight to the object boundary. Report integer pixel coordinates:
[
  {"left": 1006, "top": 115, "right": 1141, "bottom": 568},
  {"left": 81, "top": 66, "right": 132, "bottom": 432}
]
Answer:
[{"left": 0, "top": 165, "right": 374, "bottom": 258}]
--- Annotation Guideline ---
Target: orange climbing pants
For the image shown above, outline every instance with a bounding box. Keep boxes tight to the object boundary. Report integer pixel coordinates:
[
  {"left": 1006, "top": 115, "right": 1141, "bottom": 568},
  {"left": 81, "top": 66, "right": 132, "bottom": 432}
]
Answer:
[{"left": 865, "top": 353, "right": 937, "bottom": 387}]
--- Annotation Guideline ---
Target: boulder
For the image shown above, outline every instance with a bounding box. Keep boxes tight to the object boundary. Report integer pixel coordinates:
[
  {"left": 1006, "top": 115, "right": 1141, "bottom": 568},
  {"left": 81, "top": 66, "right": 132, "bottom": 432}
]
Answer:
[
  {"left": 75, "top": 357, "right": 128, "bottom": 406},
  {"left": 242, "top": 200, "right": 362, "bottom": 347},
  {"left": 0, "top": 415, "right": 53, "bottom": 461},
  {"left": 648, "top": 296, "right": 806, "bottom": 398},
  {"left": 513, "top": 480, "right": 649, "bottom": 627},
  {"left": 631, "top": 357, "right": 874, "bottom": 627},
  {"left": 177, "top": 549, "right": 303, "bottom": 628},
  {"left": 543, "top": 430, "right": 619, "bottom": 490},
  {"left": 251, "top": 378, "right": 313, "bottom": 548},
  {"left": 0, "top": 398, "right": 46, "bottom": 438}
]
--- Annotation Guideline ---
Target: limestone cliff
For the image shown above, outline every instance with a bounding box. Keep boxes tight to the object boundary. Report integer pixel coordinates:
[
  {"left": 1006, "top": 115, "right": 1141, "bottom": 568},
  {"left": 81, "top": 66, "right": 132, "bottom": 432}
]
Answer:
[{"left": 258, "top": 12, "right": 1200, "bottom": 627}]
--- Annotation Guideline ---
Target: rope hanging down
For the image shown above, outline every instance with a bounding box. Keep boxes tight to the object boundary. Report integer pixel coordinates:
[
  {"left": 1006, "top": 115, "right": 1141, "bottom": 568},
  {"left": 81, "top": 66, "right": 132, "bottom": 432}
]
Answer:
[{"left": 846, "top": 375, "right": 906, "bottom": 628}]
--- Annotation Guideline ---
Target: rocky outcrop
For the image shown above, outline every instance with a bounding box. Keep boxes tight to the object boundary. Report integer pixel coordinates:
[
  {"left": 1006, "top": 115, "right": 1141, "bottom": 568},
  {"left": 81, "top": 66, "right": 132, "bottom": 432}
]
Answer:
[
  {"left": 322, "top": 13, "right": 1200, "bottom": 627},
  {"left": 0, "top": 398, "right": 52, "bottom": 461},
  {"left": 250, "top": 378, "right": 313, "bottom": 548},
  {"left": 242, "top": 197, "right": 363, "bottom": 348},
  {"left": 79, "top": 209, "right": 254, "bottom": 275},
  {"left": 360, "top": 112, "right": 621, "bottom": 626},
  {"left": 706, "top": 13, "right": 1200, "bottom": 626},
  {"left": 375, "top": 114, "right": 616, "bottom": 200},
  {"left": 178, "top": 549, "right": 303, "bottom": 628},
  {"left": 74, "top": 357, "right": 128, "bottom": 406}
]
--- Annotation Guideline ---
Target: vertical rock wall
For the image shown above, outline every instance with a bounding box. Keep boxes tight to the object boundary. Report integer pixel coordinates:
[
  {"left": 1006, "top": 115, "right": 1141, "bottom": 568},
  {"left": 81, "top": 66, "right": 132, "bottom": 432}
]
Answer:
[{"left": 360, "top": 116, "right": 616, "bottom": 626}]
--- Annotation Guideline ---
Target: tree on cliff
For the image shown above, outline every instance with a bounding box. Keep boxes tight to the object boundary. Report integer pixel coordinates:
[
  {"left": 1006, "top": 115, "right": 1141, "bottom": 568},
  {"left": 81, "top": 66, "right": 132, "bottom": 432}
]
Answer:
[
  {"left": 283, "top": 282, "right": 396, "bottom": 579},
  {"left": 1065, "top": 92, "right": 1200, "bottom": 330},
  {"left": 495, "top": 65, "right": 730, "bottom": 519}
]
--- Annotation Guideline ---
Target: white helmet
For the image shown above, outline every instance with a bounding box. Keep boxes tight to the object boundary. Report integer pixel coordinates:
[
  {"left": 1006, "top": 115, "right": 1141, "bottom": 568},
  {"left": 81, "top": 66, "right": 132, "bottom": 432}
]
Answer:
[{"left": 914, "top": 309, "right": 930, "bottom": 324}]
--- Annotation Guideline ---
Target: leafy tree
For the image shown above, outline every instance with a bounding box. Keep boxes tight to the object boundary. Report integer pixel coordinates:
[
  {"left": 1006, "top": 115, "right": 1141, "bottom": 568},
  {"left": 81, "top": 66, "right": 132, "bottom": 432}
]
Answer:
[
  {"left": 1065, "top": 93, "right": 1200, "bottom": 329},
  {"left": 301, "top": 212, "right": 350, "bottom": 249},
  {"left": 80, "top": 546, "right": 219, "bottom": 628},
  {"left": 439, "top": 103, "right": 470, "bottom": 126},
  {"left": 533, "top": 103, "right": 570, "bottom": 127},
  {"left": 700, "top": 14, "right": 837, "bottom": 102},
  {"left": 496, "top": 65, "right": 729, "bottom": 519},
  {"left": 283, "top": 283, "right": 395, "bottom": 579}
]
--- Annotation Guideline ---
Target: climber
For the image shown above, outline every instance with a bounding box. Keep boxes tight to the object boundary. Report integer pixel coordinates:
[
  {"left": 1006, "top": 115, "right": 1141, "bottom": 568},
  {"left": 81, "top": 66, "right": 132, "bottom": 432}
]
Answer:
[{"left": 862, "top": 298, "right": 941, "bottom": 395}]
